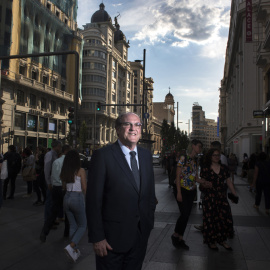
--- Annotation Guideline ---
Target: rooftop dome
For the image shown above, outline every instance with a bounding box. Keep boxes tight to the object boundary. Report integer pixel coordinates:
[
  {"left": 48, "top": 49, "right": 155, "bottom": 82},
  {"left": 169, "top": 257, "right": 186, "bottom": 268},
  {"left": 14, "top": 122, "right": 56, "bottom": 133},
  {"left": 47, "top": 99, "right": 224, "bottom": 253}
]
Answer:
[
  {"left": 114, "top": 24, "right": 125, "bottom": 43},
  {"left": 91, "top": 3, "right": 111, "bottom": 23},
  {"left": 166, "top": 91, "right": 174, "bottom": 99}
]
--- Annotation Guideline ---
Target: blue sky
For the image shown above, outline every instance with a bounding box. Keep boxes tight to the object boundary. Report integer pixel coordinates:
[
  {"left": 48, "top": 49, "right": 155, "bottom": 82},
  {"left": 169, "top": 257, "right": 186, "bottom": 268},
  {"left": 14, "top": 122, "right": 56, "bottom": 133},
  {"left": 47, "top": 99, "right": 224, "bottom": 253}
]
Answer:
[{"left": 77, "top": 0, "right": 231, "bottom": 132}]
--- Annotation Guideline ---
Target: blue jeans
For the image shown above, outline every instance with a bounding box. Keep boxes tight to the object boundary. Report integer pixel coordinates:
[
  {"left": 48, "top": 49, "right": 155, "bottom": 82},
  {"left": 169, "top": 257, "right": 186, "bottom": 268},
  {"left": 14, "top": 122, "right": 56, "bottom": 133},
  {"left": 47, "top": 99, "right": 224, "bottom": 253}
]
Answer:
[{"left": 64, "top": 192, "right": 86, "bottom": 246}]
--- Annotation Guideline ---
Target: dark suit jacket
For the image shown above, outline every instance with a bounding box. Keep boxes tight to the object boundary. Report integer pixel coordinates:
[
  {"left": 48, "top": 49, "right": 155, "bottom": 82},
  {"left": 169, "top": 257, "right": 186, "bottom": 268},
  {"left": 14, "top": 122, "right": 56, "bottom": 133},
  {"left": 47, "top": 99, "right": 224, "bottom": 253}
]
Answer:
[{"left": 86, "top": 141, "right": 156, "bottom": 253}]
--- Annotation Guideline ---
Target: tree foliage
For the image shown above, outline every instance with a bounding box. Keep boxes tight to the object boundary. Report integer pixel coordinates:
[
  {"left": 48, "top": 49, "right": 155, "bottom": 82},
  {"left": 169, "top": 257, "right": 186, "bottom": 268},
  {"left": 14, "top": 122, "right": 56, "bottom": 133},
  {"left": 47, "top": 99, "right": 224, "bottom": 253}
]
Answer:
[{"left": 161, "top": 120, "right": 189, "bottom": 155}]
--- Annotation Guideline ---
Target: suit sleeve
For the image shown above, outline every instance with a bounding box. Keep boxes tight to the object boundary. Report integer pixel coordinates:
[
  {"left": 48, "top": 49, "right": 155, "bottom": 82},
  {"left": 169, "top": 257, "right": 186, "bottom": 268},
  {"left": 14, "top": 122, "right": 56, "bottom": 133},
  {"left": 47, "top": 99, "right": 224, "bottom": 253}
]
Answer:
[{"left": 85, "top": 149, "right": 107, "bottom": 243}]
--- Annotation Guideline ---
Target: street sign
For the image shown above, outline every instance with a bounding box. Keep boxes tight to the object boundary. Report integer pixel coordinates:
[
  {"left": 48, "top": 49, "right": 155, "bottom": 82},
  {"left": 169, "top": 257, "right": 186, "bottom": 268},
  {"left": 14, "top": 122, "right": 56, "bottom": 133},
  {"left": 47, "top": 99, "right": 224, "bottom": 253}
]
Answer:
[
  {"left": 144, "top": 113, "right": 149, "bottom": 119},
  {"left": 233, "top": 140, "right": 238, "bottom": 144},
  {"left": 253, "top": 110, "right": 264, "bottom": 118}
]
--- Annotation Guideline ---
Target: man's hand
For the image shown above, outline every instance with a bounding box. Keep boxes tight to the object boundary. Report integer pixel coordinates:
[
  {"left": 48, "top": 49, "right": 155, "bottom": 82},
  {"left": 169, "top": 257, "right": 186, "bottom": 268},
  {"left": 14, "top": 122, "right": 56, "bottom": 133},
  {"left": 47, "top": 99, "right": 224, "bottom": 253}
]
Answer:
[{"left": 93, "top": 239, "right": 113, "bottom": 257}]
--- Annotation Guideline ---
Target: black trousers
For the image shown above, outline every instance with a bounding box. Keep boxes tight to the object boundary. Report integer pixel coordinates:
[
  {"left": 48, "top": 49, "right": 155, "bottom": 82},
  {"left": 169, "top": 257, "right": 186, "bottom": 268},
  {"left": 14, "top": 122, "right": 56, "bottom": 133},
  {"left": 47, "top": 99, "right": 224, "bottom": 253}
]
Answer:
[
  {"left": 173, "top": 187, "right": 196, "bottom": 236},
  {"left": 33, "top": 174, "right": 47, "bottom": 201},
  {"left": 255, "top": 182, "right": 270, "bottom": 209},
  {"left": 3, "top": 174, "right": 18, "bottom": 198},
  {"left": 96, "top": 228, "right": 148, "bottom": 270},
  {"left": 43, "top": 186, "right": 66, "bottom": 235}
]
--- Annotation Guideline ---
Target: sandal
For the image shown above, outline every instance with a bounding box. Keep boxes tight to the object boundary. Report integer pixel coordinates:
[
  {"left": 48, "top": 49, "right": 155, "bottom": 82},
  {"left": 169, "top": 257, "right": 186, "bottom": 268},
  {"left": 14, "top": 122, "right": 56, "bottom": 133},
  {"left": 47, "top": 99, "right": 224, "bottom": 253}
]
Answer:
[
  {"left": 220, "top": 242, "right": 233, "bottom": 251},
  {"left": 208, "top": 244, "right": 218, "bottom": 251}
]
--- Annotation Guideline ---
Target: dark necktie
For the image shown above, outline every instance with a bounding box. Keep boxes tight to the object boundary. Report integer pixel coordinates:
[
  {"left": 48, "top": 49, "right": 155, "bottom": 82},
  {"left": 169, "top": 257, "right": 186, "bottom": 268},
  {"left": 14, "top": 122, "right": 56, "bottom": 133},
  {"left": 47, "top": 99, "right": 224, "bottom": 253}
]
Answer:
[{"left": 130, "top": 151, "right": 140, "bottom": 190}]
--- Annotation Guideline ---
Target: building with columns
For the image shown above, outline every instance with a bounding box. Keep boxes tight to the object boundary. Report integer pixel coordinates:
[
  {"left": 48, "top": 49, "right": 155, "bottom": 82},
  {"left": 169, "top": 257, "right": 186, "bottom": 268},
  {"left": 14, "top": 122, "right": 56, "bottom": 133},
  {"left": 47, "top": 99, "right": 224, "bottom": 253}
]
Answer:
[
  {"left": 0, "top": 0, "right": 82, "bottom": 153},
  {"left": 79, "top": 3, "right": 155, "bottom": 152}
]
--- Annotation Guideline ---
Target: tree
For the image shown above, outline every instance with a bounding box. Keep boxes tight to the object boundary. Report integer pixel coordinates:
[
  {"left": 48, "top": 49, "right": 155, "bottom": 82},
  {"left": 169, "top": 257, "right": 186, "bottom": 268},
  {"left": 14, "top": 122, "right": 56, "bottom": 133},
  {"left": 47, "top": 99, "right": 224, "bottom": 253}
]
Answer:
[{"left": 79, "top": 121, "right": 88, "bottom": 150}]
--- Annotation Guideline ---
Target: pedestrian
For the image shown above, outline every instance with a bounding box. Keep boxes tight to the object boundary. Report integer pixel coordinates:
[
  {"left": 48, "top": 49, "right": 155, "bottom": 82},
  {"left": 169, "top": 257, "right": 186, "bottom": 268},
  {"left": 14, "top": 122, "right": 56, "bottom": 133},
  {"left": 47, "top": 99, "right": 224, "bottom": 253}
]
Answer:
[
  {"left": 247, "top": 153, "right": 257, "bottom": 192},
  {"left": 43, "top": 140, "right": 62, "bottom": 223},
  {"left": 200, "top": 148, "right": 238, "bottom": 251},
  {"left": 86, "top": 112, "right": 156, "bottom": 270},
  {"left": 241, "top": 153, "right": 249, "bottom": 178},
  {"left": 40, "top": 145, "right": 71, "bottom": 242},
  {"left": 171, "top": 139, "right": 209, "bottom": 249},
  {"left": 228, "top": 153, "right": 238, "bottom": 184},
  {"left": 61, "top": 149, "right": 87, "bottom": 262},
  {"left": 3, "top": 145, "right": 22, "bottom": 200},
  {"left": 251, "top": 152, "right": 270, "bottom": 215},
  {"left": 210, "top": 141, "right": 228, "bottom": 166},
  {"left": 22, "top": 147, "right": 36, "bottom": 197},
  {"left": 33, "top": 147, "right": 47, "bottom": 205}
]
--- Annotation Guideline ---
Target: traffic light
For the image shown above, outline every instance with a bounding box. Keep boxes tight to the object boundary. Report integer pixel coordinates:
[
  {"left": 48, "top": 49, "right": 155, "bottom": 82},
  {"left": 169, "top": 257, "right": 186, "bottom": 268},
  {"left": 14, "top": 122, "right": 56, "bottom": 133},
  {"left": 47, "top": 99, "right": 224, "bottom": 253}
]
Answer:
[
  {"left": 68, "top": 107, "right": 74, "bottom": 124},
  {"left": 97, "top": 102, "right": 101, "bottom": 111}
]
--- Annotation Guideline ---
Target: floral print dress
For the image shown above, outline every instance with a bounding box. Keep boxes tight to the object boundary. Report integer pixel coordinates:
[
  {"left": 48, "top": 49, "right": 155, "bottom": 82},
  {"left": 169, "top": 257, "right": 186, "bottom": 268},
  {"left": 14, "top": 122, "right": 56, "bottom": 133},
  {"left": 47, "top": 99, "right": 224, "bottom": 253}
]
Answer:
[{"left": 200, "top": 165, "right": 234, "bottom": 244}]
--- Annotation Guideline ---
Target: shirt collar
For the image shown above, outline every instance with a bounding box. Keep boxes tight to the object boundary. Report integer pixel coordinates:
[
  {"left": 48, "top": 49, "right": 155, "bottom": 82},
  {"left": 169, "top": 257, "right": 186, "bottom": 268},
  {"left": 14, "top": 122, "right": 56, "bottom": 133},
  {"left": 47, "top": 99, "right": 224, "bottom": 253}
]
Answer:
[{"left": 118, "top": 139, "right": 138, "bottom": 157}]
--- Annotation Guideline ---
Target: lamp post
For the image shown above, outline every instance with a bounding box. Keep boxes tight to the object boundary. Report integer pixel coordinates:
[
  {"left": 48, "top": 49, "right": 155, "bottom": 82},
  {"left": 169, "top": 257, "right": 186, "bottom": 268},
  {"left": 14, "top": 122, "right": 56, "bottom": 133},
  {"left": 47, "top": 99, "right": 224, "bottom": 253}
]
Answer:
[{"left": 135, "top": 49, "right": 146, "bottom": 139}]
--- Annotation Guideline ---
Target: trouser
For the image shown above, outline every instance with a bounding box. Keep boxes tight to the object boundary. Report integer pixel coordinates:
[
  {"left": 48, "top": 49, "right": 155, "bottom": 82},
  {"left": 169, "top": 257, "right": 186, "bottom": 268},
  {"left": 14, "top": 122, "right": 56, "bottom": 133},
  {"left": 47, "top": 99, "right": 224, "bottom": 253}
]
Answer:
[
  {"left": 26, "top": 181, "right": 33, "bottom": 194},
  {"left": 0, "top": 179, "right": 3, "bottom": 208},
  {"left": 96, "top": 229, "right": 148, "bottom": 270},
  {"left": 63, "top": 191, "right": 86, "bottom": 247},
  {"left": 3, "top": 174, "right": 18, "bottom": 198},
  {"left": 255, "top": 182, "right": 270, "bottom": 209},
  {"left": 43, "top": 186, "right": 65, "bottom": 235},
  {"left": 173, "top": 187, "right": 196, "bottom": 236},
  {"left": 33, "top": 174, "right": 47, "bottom": 201},
  {"left": 44, "top": 188, "right": 52, "bottom": 222}
]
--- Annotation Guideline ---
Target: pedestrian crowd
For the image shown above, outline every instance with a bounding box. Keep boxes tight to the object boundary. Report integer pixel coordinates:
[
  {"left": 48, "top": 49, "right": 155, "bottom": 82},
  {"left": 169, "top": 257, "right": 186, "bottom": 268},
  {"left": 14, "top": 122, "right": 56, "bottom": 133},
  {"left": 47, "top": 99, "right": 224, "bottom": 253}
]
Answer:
[{"left": 0, "top": 141, "right": 87, "bottom": 263}]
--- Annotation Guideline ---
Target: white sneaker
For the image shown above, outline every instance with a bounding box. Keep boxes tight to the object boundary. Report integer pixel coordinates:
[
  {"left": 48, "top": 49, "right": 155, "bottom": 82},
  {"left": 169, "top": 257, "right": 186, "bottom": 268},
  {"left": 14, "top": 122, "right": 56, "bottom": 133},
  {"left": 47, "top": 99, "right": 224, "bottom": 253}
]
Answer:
[
  {"left": 64, "top": 244, "right": 77, "bottom": 262},
  {"left": 74, "top": 249, "right": 81, "bottom": 260}
]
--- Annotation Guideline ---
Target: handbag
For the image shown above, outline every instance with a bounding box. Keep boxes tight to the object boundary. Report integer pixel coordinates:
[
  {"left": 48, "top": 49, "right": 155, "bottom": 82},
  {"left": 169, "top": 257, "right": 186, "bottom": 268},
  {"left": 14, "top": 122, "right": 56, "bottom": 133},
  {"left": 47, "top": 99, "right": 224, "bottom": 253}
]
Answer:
[
  {"left": 1, "top": 160, "right": 8, "bottom": 179},
  {"left": 22, "top": 167, "right": 36, "bottom": 181},
  {"left": 228, "top": 192, "right": 239, "bottom": 204}
]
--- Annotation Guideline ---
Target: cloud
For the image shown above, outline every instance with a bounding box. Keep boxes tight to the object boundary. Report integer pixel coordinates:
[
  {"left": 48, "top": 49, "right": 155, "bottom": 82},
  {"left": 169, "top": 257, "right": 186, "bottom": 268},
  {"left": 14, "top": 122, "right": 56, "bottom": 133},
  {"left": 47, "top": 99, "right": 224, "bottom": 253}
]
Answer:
[{"left": 128, "top": 0, "right": 230, "bottom": 55}]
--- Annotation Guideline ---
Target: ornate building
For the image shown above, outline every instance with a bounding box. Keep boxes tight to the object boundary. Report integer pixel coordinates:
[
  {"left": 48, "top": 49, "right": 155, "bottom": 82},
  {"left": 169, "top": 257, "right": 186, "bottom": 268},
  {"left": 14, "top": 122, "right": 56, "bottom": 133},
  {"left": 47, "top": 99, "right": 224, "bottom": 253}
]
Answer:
[
  {"left": 0, "top": 0, "right": 82, "bottom": 152},
  {"left": 219, "top": 0, "right": 263, "bottom": 156}
]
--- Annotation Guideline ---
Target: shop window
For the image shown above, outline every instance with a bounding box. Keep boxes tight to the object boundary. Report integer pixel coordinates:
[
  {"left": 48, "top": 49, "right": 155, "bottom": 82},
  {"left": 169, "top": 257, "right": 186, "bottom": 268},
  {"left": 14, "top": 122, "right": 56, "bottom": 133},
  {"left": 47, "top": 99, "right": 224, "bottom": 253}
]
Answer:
[
  {"left": 48, "top": 119, "right": 57, "bottom": 134},
  {"left": 27, "top": 114, "right": 37, "bottom": 131},
  {"left": 39, "top": 117, "right": 48, "bottom": 133},
  {"left": 14, "top": 112, "right": 26, "bottom": 130}
]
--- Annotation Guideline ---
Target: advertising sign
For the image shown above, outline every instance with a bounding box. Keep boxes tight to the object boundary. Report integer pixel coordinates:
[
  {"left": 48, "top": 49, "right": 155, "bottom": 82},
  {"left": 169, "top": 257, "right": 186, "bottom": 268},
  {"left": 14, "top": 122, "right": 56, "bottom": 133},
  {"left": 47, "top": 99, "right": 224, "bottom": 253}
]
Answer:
[{"left": 246, "top": 0, "right": 252, "bottom": 42}]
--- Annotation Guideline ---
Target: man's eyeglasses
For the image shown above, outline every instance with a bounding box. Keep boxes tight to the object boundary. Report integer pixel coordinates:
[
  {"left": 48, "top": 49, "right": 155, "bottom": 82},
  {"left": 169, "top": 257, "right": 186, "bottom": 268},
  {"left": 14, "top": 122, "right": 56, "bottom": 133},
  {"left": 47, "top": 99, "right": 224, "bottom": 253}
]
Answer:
[{"left": 121, "top": 122, "right": 142, "bottom": 129}]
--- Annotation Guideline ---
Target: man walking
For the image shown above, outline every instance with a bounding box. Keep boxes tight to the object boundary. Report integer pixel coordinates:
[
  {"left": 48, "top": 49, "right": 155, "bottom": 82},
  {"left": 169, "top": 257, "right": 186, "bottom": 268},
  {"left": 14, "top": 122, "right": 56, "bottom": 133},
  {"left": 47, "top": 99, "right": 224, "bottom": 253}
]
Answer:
[
  {"left": 40, "top": 144, "right": 71, "bottom": 242},
  {"left": 3, "top": 145, "right": 22, "bottom": 200},
  {"left": 86, "top": 112, "right": 156, "bottom": 270},
  {"left": 43, "top": 140, "right": 62, "bottom": 222}
]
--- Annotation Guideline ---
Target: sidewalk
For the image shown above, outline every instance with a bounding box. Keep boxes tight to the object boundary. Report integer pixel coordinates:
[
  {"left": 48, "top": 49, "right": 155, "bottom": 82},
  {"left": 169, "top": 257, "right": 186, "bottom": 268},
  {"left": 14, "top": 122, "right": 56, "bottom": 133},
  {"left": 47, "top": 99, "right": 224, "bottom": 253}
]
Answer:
[{"left": 0, "top": 170, "right": 270, "bottom": 270}]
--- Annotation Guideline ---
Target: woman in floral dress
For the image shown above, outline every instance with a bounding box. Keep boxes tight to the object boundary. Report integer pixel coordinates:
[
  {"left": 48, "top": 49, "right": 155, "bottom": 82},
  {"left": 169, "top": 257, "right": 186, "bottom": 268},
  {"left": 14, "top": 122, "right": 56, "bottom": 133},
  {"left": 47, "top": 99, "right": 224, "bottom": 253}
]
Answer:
[{"left": 200, "top": 148, "right": 238, "bottom": 251}]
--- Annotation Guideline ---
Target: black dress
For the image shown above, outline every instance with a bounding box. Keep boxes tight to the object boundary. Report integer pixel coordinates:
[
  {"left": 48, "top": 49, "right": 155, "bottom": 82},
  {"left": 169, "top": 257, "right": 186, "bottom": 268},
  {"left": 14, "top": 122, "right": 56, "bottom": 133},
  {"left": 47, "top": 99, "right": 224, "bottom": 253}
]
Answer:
[{"left": 200, "top": 165, "right": 234, "bottom": 244}]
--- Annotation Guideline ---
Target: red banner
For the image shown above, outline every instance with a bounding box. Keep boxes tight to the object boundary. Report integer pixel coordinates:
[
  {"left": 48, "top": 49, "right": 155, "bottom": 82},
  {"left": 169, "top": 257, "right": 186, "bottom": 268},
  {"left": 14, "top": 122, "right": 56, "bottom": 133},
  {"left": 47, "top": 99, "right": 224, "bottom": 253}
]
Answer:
[{"left": 246, "top": 0, "right": 252, "bottom": 42}]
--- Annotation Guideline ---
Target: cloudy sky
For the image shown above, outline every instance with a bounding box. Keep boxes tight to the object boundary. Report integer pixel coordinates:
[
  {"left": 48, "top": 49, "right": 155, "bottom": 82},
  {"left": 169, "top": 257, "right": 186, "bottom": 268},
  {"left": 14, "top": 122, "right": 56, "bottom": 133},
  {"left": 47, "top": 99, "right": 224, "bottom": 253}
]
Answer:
[{"left": 77, "top": 0, "right": 231, "bottom": 133}]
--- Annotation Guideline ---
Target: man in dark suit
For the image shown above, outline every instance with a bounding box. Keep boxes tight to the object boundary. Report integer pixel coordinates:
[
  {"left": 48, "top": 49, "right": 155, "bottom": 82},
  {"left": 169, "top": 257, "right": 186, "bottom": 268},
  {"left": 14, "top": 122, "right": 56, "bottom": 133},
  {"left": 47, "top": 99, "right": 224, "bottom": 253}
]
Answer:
[{"left": 86, "top": 112, "right": 156, "bottom": 270}]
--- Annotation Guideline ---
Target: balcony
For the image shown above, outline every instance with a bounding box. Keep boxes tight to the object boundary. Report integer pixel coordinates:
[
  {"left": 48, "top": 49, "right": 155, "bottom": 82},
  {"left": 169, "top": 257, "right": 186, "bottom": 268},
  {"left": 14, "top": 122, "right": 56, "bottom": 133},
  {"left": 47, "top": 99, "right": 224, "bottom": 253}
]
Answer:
[{"left": 14, "top": 74, "right": 73, "bottom": 101}]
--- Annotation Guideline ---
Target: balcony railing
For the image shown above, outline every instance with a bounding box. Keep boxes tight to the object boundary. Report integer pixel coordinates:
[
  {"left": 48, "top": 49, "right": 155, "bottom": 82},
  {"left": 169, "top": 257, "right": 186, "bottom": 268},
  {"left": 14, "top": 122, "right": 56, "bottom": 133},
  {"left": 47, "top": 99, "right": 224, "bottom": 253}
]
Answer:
[{"left": 15, "top": 74, "right": 73, "bottom": 101}]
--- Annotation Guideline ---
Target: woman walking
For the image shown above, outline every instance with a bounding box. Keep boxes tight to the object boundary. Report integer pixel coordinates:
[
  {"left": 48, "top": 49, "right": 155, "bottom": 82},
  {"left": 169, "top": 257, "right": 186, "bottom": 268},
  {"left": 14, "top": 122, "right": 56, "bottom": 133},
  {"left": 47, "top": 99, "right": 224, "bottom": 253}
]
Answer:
[
  {"left": 171, "top": 139, "right": 208, "bottom": 250},
  {"left": 60, "top": 150, "right": 87, "bottom": 262},
  {"left": 200, "top": 148, "right": 238, "bottom": 251}
]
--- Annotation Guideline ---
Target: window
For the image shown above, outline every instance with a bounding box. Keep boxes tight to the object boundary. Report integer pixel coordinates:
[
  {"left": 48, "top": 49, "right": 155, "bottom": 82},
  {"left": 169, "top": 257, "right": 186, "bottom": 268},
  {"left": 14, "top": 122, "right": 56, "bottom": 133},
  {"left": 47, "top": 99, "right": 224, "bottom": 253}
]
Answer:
[
  {"left": 19, "top": 65, "right": 26, "bottom": 76},
  {"left": 113, "top": 60, "right": 116, "bottom": 68},
  {"left": 29, "top": 94, "right": 36, "bottom": 108},
  {"left": 112, "top": 93, "right": 116, "bottom": 102},
  {"left": 32, "top": 70, "right": 38, "bottom": 80},
  {"left": 51, "top": 100, "right": 57, "bottom": 113},
  {"left": 59, "top": 103, "right": 65, "bottom": 115},
  {"left": 17, "top": 90, "right": 24, "bottom": 105},
  {"left": 47, "top": 3, "right": 51, "bottom": 10},
  {"left": 41, "top": 98, "right": 46, "bottom": 111},
  {"left": 14, "top": 112, "right": 26, "bottom": 130},
  {"left": 52, "top": 79, "right": 57, "bottom": 88},
  {"left": 27, "top": 115, "right": 37, "bottom": 131},
  {"left": 39, "top": 117, "right": 48, "bottom": 133},
  {"left": 5, "top": 8, "right": 12, "bottom": 26},
  {"left": 112, "top": 71, "right": 116, "bottom": 79},
  {"left": 134, "top": 88, "right": 137, "bottom": 95},
  {"left": 134, "top": 70, "right": 137, "bottom": 77},
  {"left": 61, "top": 83, "right": 66, "bottom": 91},
  {"left": 48, "top": 119, "right": 57, "bottom": 134},
  {"left": 134, "top": 79, "right": 137, "bottom": 86},
  {"left": 56, "top": 10, "right": 60, "bottom": 18},
  {"left": 64, "top": 18, "right": 68, "bottom": 24},
  {"left": 112, "top": 82, "right": 116, "bottom": 90},
  {"left": 43, "top": 76, "right": 48, "bottom": 84}
]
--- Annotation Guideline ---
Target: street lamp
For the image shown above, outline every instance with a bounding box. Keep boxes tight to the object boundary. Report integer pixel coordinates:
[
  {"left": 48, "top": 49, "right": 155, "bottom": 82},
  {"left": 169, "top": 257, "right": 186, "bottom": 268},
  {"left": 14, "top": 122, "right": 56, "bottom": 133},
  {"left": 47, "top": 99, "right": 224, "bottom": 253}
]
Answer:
[{"left": 135, "top": 49, "right": 146, "bottom": 139}]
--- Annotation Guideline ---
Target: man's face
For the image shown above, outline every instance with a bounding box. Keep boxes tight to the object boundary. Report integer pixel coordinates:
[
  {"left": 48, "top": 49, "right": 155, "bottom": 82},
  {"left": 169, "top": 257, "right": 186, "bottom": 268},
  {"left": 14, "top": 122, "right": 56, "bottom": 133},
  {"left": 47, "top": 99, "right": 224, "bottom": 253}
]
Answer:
[
  {"left": 117, "top": 114, "right": 141, "bottom": 149},
  {"left": 55, "top": 144, "right": 62, "bottom": 154}
]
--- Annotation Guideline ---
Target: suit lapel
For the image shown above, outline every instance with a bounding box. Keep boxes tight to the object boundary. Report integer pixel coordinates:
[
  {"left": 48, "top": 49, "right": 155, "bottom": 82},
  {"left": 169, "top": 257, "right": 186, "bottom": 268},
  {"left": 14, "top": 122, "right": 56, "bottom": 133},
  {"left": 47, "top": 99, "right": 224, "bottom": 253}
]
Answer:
[{"left": 111, "top": 142, "right": 139, "bottom": 194}]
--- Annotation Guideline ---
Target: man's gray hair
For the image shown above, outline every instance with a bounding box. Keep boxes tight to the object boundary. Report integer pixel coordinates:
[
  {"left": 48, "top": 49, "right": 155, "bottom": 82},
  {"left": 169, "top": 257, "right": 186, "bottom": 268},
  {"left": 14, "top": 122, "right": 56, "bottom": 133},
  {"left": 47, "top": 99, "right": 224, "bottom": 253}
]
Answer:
[
  {"left": 51, "top": 140, "right": 62, "bottom": 148},
  {"left": 115, "top": 112, "right": 141, "bottom": 129}
]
